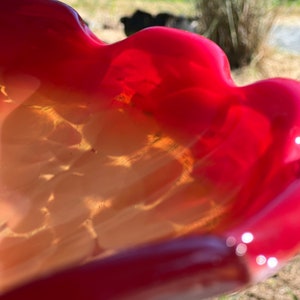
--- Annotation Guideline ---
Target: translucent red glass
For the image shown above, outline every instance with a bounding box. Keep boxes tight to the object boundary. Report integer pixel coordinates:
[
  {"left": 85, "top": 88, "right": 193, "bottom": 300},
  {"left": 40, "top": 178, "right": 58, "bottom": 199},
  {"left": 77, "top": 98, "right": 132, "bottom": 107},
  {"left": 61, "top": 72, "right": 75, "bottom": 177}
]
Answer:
[{"left": 0, "top": 0, "right": 300, "bottom": 299}]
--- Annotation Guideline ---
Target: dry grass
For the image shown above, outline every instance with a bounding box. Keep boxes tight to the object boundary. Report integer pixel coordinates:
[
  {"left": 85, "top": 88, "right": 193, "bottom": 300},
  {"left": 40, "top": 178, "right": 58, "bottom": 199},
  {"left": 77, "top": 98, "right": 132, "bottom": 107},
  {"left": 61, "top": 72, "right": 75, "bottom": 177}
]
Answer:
[
  {"left": 61, "top": 1, "right": 300, "bottom": 299},
  {"left": 195, "top": 0, "right": 276, "bottom": 69},
  {"left": 232, "top": 46, "right": 300, "bottom": 85}
]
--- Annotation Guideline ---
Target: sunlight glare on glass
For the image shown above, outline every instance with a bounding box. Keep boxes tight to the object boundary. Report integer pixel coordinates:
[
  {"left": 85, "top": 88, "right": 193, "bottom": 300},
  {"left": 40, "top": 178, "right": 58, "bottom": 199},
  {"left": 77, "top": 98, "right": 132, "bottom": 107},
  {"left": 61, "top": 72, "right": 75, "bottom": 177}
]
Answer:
[
  {"left": 235, "top": 243, "right": 247, "bottom": 256},
  {"left": 295, "top": 136, "right": 300, "bottom": 145},
  {"left": 241, "top": 232, "right": 254, "bottom": 244},
  {"left": 226, "top": 236, "right": 236, "bottom": 247},
  {"left": 256, "top": 255, "right": 267, "bottom": 266},
  {"left": 267, "top": 257, "right": 278, "bottom": 268}
]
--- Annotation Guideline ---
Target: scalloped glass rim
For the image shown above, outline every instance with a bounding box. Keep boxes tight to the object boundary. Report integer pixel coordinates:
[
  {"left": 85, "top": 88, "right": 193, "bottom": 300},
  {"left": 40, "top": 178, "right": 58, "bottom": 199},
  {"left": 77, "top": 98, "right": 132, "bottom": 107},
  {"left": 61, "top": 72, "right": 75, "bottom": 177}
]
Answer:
[{"left": 0, "top": 0, "right": 300, "bottom": 299}]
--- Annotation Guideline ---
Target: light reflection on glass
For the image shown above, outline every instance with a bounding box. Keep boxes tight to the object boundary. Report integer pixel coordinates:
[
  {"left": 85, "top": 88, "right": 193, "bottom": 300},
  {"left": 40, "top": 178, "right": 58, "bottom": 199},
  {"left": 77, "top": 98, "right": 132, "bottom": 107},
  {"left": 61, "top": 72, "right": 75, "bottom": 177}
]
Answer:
[
  {"left": 256, "top": 255, "right": 267, "bottom": 266},
  {"left": 235, "top": 243, "right": 247, "bottom": 256},
  {"left": 226, "top": 236, "right": 236, "bottom": 247},
  {"left": 294, "top": 136, "right": 300, "bottom": 145},
  {"left": 241, "top": 232, "right": 254, "bottom": 244},
  {"left": 267, "top": 257, "right": 278, "bottom": 268}
]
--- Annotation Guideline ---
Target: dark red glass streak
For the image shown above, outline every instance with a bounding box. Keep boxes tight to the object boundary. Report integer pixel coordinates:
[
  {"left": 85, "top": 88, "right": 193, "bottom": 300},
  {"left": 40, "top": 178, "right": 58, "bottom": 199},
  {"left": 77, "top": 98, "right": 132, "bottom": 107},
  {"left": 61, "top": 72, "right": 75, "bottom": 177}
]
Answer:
[
  {"left": 0, "top": 236, "right": 249, "bottom": 300},
  {"left": 0, "top": 0, "right": 300, "bottom": 299}
]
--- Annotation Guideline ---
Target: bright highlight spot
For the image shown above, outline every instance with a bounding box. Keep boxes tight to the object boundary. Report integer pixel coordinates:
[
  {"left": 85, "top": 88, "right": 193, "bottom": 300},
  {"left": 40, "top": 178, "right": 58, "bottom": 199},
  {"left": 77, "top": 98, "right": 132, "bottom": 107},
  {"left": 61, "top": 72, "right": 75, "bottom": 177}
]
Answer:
[
  {"left": 267, "top": 257, "right": 278, "bottom": 268},
  {"left": 256, "top": 255, "right": 267, "bottom": 266},
  {"left": 236, "top": 243, "right": 247, "bottom": 256},
  {"left": 295, "top": 136, "right": 300, "bottom": 145},
  {"left": 241, "top": 232, "right": 254, "bottom": 244},
  {"left": 226, "top": 236, "right": 236, "bottom": 247}
]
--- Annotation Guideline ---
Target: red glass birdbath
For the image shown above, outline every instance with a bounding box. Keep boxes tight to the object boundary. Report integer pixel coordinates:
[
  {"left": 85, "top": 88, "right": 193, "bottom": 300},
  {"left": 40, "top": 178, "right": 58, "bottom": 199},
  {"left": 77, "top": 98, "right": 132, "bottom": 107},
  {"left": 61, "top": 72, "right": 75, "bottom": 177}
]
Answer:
[{"left": 0, "top": 0, "right": 300, "bottom": 299}]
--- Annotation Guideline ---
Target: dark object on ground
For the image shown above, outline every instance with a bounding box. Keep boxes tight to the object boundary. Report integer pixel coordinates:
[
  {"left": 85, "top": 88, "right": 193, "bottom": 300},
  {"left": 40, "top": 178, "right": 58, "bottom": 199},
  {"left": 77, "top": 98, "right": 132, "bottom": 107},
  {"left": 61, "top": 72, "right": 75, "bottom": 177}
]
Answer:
[{"left": 120, "top": 10, "right": 198, "bottom": 36}]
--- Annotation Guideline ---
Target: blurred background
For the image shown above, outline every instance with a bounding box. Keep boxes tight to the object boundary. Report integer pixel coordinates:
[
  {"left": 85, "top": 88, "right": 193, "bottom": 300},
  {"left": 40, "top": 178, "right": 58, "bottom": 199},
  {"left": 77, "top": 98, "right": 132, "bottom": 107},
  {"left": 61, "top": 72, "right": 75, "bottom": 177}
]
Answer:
[
  {"left": 61, "top": 0, "right": 300, "bottom": 84},
  {"left": 61, "top": 0, "right": 300, "bottom": 299}
]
